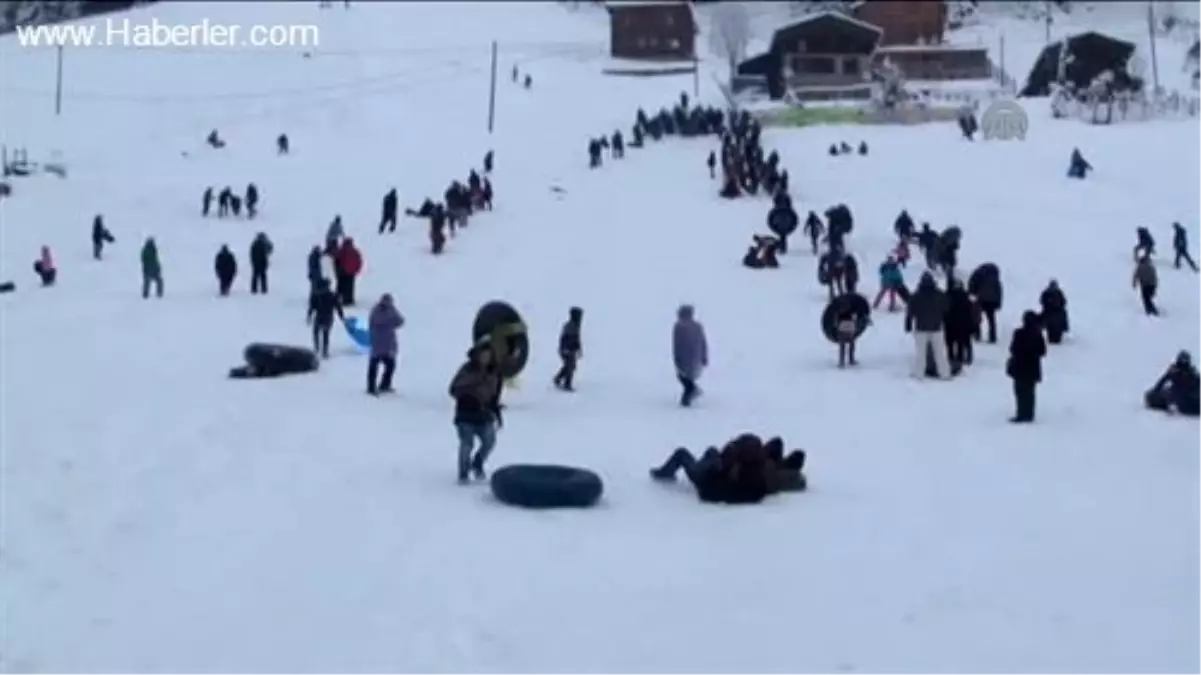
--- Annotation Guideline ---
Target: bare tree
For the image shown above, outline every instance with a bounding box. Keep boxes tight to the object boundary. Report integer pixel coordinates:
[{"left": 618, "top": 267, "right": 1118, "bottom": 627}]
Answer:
[{"left": 708, "top": 2, "right": 752, "bottom": 87}]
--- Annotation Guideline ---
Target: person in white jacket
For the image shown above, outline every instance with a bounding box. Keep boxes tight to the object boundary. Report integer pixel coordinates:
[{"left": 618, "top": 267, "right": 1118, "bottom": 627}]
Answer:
[{"left": 904, "top": 272, "right": 951, "bottom": 379}]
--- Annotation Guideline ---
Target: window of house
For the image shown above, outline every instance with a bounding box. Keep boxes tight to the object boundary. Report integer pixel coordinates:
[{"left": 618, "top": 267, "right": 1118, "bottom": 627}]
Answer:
[
  {"left": 843, "top": 57, "right": 860, "bottom": 75},
  {"left": 792, "top": 56, "right": 836, "bottom": 74}
]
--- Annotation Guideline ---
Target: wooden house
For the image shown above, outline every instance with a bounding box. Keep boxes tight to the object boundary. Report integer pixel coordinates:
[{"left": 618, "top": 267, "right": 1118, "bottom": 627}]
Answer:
[
  {"left": 852, "top": 0, "right": 946, "bottom": 47},
  {"left": 605, "top": 1, "right": 696, "bottom": 61}
]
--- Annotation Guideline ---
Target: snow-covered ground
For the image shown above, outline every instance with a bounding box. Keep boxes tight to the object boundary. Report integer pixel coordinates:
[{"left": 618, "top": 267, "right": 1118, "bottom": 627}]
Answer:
[{"left": 1, "top": 2, "right": 1198, "bottom": 672}]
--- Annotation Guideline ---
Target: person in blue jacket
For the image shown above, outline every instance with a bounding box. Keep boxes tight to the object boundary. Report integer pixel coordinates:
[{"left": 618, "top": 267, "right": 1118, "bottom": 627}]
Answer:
[{"left": 873, "top": 255, "right": 905, "bottom": 311}]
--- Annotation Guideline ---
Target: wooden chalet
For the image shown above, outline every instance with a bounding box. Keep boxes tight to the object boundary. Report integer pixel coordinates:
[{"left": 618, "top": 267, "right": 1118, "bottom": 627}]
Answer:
[{"left": 605, "top": 1, "right": 696, "bottom": 61}]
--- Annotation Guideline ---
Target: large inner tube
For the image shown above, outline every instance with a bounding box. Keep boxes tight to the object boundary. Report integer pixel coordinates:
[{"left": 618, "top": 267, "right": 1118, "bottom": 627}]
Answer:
[
  {"left": 238, "top": 343, "right": 319, "bottom": 378},
  {"left": 472, "top": 301, "right": 530, "bottom": 379},
  {"left": 820, "top": 293, "right": 871, "bottom": 343},
  {"left": 490, "top": 464, "right": 604, "bottom": 509}
]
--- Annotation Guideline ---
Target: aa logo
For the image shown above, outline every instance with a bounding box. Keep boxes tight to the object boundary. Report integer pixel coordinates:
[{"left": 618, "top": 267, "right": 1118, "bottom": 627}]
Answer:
[{"left": 981, "top": 99, "right": 1028, "bottom": 141}]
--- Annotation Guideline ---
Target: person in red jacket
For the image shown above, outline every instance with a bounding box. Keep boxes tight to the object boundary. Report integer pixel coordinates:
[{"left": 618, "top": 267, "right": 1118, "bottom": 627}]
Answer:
[{"left": 334, "top": 237, "right": 363, "bottom": 306}]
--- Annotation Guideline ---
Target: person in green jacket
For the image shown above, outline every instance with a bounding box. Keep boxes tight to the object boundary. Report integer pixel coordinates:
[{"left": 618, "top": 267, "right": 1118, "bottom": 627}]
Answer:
[{"left": 141, "top": 237, "right": 163, "bottom": 298}]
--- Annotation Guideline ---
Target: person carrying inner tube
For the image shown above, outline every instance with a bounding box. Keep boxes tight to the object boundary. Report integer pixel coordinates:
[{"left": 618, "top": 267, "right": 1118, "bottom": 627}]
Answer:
[{"left": 449, "top": 338, "right": 504, "bottom": 483}]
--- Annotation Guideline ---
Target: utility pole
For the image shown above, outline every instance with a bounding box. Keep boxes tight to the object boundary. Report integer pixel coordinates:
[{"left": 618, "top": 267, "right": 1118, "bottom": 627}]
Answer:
[
  {"left": 54, "top": 44, "right": 63, "bottom": 116},
  {"left": 692, "top": 54, "right": 699, "bottom": 99},
  {"left": 487, "top": 40, "right": 498, "bottom": 133},
  {"left": 1044, "top": 1, "right": 1052, "bottom": 44},
  {"left": 1147, "top": 2, "right": 1161, "bottom": 92}
]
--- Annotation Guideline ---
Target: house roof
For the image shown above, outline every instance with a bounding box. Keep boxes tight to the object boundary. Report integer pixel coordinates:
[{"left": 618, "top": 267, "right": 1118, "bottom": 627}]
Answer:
[
  {"left": 774, "top": 11, "right": 884, "bottom": 38},
  {"left": 605, "top": 1, "right": 691, "bottom": 10}
]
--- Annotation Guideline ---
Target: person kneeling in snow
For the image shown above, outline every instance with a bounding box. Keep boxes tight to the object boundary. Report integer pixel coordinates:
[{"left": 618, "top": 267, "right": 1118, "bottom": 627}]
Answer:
[{"left": 650, "top": 434, "right": 806, "bottom": 504}]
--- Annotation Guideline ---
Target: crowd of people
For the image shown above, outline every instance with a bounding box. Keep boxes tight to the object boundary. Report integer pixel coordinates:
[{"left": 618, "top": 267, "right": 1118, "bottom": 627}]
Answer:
[{"left": 5, "top": 84, "right": 1198, "bottom": 499}]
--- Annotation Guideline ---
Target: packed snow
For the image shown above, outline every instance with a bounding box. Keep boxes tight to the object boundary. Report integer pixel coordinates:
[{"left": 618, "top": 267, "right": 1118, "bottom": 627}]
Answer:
[{"left": 1, "top": 2, "right": 1197, "bottom": 672}]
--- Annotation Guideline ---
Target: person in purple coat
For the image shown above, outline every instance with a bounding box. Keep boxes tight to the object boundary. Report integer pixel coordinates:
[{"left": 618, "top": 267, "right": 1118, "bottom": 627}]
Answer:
[
  {"left": 672, "top": 304, "right": 709, "bottom": 407},
  {"left": 366, "top": 293, "right": 405, "bottom": 395}
]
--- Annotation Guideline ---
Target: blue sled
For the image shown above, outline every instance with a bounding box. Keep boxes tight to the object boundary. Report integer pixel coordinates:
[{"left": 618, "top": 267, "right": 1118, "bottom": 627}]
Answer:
[{"left": 344, "top": 316, "right": 371, "bottom": 350}]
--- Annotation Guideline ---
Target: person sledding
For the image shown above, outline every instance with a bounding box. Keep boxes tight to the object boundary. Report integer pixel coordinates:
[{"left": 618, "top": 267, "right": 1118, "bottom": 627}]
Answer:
[
  {"left": 1145, "top": 351, "right": 1200, "bottom": 416},
  {"left": 650, "top": 434, "right": 806, "bottom": 504},
  {"left": 742, "top": 235, "right": 780, "bottom": 269}
]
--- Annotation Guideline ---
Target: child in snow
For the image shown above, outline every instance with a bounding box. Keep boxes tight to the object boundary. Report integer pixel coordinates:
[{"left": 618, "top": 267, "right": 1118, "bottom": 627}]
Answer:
[{"left": 33, "top": 246, "right": 56, "bottom": 286}]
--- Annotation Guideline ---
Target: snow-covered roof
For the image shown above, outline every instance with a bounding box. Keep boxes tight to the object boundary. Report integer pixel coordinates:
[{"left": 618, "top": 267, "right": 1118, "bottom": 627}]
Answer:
[{"left": 777, "top": 10, "right": 884, "bottom": 37}]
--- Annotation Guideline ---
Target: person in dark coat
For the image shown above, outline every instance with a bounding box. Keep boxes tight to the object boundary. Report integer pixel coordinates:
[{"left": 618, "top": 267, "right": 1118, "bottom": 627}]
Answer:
[
  {"left": 480, "top": 178, "right": 493, "bottom": 211},
  {"left": 91, "top": 215, "right": 114, "bottom": 260},
  {"left": 276, "top": 133, "right": 289, "bottom": 155},
  {"left": 217, "top": 187, "right": 232, "bottom": 218},
  {"left": 968, "top": 267, "right": 1003, "bottom": 343},
  {"left": 367, "top": 293, "right": 404, "bottom": 395},
  {"left": 1146, "top": 351, "right": 1201, "bottom": 416},
  {"left": 842, "top": 253, "right": 860, "bottom": 294},
  {"left": 1134, "top": 226, "right": 1156, "bottom": 261},
  {"left": 553, "top": 306, "right": 583, "bottom": 391},
  {"left": 248, "top": 232, "right": 273, "bottom": 295},
  {"left": 611, "top": 130, "right": 624, "bottom": 159},
  {"left": 944, "top": 278, "right": 976, "bottom": 368},
  {"left": 1172, "top": 222, "right": 1197, "bottom": 271},
  {"left": 379, "top": 188, "right": 398, "bottom": 234},
  {"left": 229, "top": 194, "right": 242, "bottom": 218},
  {"left": 894, "top": 210, "right": 915, "bottom": 241},
  {"left": 245, "top": 183, "right": 259, "bottom": 219},
  {"left": 306, "top": 278, "right": 344, "bottom": 358},
  {"left": 1039, "top": 280, "right": 1069, "bottom": 344},
  {"left": 140, "top": 237, "right": 164, "bottom": 298},
  {"left": 214, "top": 244, "right": 237, "bottom": 296},
  {"left": 1067, "top": 147, "right": 1092, "bottom": 179},
  {"left": 429, "top": 204, "right": 447, "bottom": 254},
  {"left": 905, "top": 272, "right": 950, "bottom": 379},
  {"left": 483, "top": 149, "right": 494, "bottom": 173},
  {"left": 306, "top": 245, "right": 324, "bottom": 291},
  {"left": 588, "top": 138, "right": 603, "bottom": 169},
  {"left": 202, "top": 187, "right": 214, "bottom": 217},
  {"left": 706, "top": 150, "right": 716, "bottom": 179},
  {"left": 1132, "top": 254, "right": 1159, "bottom": 316},
  {"left": 650, "top": 434, "right": 806, "bottom": 504},
  {"left": 803, "top": 211, "right": 824, "bottom": 254},
  {"left": 1006, "top": 310, "right": 1046, "bottom": 423},
  {"left": 449, "top": 339, "right": 503, "bottom": 482}
]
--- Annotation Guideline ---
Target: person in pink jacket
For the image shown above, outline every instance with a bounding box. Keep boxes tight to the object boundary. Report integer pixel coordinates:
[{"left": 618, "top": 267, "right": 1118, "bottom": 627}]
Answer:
[{"left": 33, "top": 245, "right": 56, "bottom": 286}]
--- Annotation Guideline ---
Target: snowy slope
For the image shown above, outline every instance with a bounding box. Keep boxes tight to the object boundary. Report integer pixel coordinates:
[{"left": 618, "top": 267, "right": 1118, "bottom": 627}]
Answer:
[{"left": 1, "top": 2, "right": 1198, "bottom": 672}]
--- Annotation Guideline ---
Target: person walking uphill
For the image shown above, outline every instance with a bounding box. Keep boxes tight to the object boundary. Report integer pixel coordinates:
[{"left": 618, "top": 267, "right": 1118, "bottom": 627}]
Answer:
[
  {"left": 1132, "top": 254, "right": 1159, "bottom": 316},
  {"left": 449, "top": 339, "right": 504, "bottom": 483},
  {"left": 335, "top": 238, "right": 363, "bottom": 306},
  {"left": 673, "top": 304, "right": 709, "bottom": 407},
  {"left": 1172, "top": 222, "right": 1198, "bottom": 272},
  {"left": 553, "top": 306, "right": 584, "bottom": 391},
  {"left": 249, "top": 232, "right": 273, "bottom": 294},
  {"left": 1006, "top": 311, "right": 1046, "bottom": 423},
  {"left": 91, "top": 215, "right": 115, "bottom": 260},
  {"left": 904, "top": 271, "right": 950, "bottom": 379},
  {"left": 140, "top": 237, "right": 163, "bottom": 298},
  {"left": 306, "top": 278, "right": 344, "bottom": 358},
  {"left": 366, "top": 293, "right": 404, "bottom": 395}
]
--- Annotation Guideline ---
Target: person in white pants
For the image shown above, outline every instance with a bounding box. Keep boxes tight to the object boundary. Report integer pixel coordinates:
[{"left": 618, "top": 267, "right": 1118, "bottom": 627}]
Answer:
[{"left": 905, "top": 271, "right": 951, "bottom": 379}]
